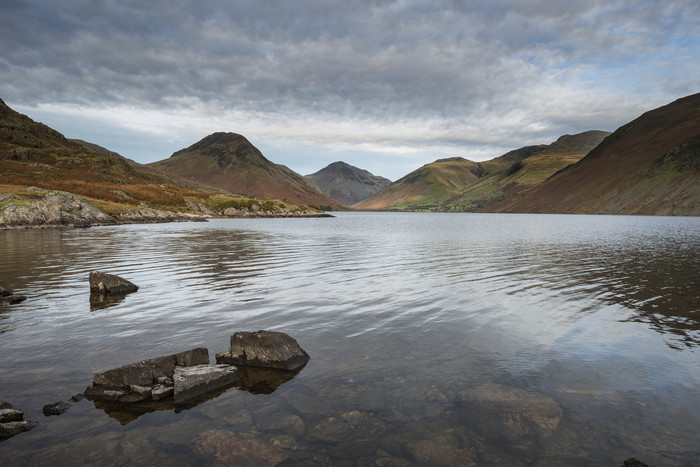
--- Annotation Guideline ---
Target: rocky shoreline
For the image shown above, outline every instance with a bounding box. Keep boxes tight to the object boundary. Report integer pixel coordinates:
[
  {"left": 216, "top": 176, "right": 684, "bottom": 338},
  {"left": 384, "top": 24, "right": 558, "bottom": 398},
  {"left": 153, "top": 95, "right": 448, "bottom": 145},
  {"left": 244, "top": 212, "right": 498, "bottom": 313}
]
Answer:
[{"left": 0, "top": 188, "right": 332, "bottom": 229}]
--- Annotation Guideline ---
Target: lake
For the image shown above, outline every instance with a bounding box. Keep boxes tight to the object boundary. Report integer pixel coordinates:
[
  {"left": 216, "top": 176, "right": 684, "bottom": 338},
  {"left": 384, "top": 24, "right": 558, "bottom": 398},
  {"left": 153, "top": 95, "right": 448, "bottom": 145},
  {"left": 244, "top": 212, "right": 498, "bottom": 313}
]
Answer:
[{"left": 1, "top": 212, "right": 699, "bottom": 465}]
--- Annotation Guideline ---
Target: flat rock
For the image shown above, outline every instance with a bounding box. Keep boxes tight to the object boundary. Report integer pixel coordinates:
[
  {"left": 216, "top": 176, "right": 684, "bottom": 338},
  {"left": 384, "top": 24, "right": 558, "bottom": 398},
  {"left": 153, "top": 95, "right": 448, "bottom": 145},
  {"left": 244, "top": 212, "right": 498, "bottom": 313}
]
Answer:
[
  {"left": 43, "top": 401, "right": 71, "bottom": 416},
  {"left": 151, "top": 384, "right": 174, "bottom": 401},
  {"left": 217, "top": 330, "right": 310, "bottom": 370},
  {"left": 89, "top": 271, "right": 139, "bottom": 294},
  {"left": 0, "top": 408, "right": 24, "bottom": 423},
  {"left": 173, "top": 364, "right": 239, "bottom": 404},
  {"left": 92, "top": 347, "right": 209, "bottom": 390}
]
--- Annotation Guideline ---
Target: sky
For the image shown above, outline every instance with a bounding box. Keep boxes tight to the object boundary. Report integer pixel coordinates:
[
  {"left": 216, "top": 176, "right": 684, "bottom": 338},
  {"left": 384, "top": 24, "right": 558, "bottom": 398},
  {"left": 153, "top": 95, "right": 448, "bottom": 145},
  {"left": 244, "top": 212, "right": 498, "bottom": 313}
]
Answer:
[{"left": 1, "top": 0, "right": 699, "bottom": 181}]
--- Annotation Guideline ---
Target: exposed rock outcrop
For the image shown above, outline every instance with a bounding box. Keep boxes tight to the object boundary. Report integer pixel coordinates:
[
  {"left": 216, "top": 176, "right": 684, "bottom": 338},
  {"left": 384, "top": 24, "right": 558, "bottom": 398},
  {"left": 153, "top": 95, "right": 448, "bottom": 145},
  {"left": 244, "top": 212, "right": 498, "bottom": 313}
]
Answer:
[
  {"left": 84, "top": 347, "right": 210, "bottom": 403},
  {"left": 216, "top": 330, "right": 310, "bottom": 371},
  {"left": 0, "top": 285, "right": 26, "bottom": 305},
  {"left": 88, "top": 271, "right": 139, "bottom": 294},
  {"left": 0, "top": 403, "right": 38, "bottom": 441}
]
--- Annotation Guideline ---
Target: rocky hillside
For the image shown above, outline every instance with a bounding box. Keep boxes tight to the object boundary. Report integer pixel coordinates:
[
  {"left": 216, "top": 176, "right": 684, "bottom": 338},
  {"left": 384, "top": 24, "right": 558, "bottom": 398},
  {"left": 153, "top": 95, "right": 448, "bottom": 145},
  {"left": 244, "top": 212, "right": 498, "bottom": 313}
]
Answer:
[
  {"left": 355, "top": 131, "right": 609, "bottom": 211},
  {"left": 487, "top": 93, "right": 700, "bottom": 215},
  {"left": 305, "top": 161, "right": 391, "bottom": 205},
  {"left": 0, "top": 99, "right": 329, "bottom": 226},
  {"left": 149, "top": 133, "right": 343, "bottom": 209}
]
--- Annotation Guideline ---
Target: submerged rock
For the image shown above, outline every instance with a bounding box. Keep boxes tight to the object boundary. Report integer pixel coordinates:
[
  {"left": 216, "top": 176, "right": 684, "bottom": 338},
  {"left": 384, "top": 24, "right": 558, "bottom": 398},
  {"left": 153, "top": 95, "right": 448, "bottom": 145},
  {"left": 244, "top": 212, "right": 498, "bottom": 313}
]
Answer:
[
  {"left": 216, "top": 330, "right": 310, "bottom": 371},
  {"left": 0, "top": 285, "right": 27, "bottom": 305},
  {"left": 88, "top": 271, "right": 139, "bottom": 294},
  {"left": 458, "top": 383, "right": 563, "bottom": 441},
  {"left": 173, "top": 364, "right": 240, "bottom": 404},
  {"left": 621, "top": 459, "right": 650, "bottom": 467},
  {"left": 193, "top": 430, "right": 289, "bottom": 466}
]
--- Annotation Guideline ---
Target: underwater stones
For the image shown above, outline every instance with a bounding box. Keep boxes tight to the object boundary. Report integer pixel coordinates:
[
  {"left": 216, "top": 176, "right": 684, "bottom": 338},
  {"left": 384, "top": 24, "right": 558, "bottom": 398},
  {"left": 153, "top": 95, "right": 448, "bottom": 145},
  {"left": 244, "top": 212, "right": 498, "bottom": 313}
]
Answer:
[
  {"left": 88, "top": 271, "right": 139, "bottom": 294},
  {"left": 193, "top": 430, "right": 289, "bottom": 467},
  {"left": 459, "top": 383, "right": 563, "bottom": 441},
  {"left": 173, "top": 364, "right": 239, "bottom": 404},
  {"left": 216, "top": 330, "right": 310, "bottom": 371},
  {"left": 0, "top": 286, "right": 27, "bottom": 305}
]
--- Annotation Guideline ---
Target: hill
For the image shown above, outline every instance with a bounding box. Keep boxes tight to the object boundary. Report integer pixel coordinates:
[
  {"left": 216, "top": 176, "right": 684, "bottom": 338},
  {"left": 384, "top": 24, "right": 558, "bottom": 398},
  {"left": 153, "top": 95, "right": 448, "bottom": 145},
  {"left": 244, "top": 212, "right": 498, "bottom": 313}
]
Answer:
[
  {"left": 149, "top": 132, "right": 342, "bottom": 209},
  {"left": 354, "top": 131, "right": 609, "bottom": 211},
  {"left": 305, "top": 161, "right": 391, "bottom": 205},
  {"left": 486, "top": 93, "right": 700, "bottom": 215}
]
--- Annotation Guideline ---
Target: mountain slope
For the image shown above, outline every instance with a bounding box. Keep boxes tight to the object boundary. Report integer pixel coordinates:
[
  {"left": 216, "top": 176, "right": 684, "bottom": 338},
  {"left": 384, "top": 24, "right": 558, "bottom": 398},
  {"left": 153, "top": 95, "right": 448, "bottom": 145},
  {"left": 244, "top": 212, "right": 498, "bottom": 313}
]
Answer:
[
  {"left": 355, "top": 131, "right": 608, "bottom": 211},
  {"left": 0, "top": 97, "right": 207, "bottom": 207},
  {"left": 149, "top": 132, "right": 342, "bottom": 209},
  {"left": 486, "top": 93, "right": 700, "bottom": 215},
  {"left": 305, "top": 161, "right": 391, "bottom": 205}
]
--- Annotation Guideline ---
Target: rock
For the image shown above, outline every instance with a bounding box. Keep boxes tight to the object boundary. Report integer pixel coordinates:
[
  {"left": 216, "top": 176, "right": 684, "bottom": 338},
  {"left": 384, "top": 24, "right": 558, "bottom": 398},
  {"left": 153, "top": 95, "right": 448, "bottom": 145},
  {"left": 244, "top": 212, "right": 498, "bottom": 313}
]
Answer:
[
  {"left": 216, "top": 330, "right": 310, "bottom": 371},
  {"left": 621, "top": 459, "right": 650, "bottom": 467},
  {"left": 0, "top": 286, "right": 13, "bottom": 297},
  {"left": 91, "top": 347, "right": 209, "bottom": 390},
  {"left": 43, "top": 401, "right": 70, "bottom": 416},
  {"left": 83, "top": 387, "right": 127, "bottom": 401},
  {"left": 0, "top": 190, "right": 118, "bottom": 228},
  {"left": 0, "top": 408, "right": 24, "bottom": 423},
  {"left": 88, "top": 271, "right": 139, "bottom": 294},
  {"left": 173, "top": 364, "right": 239, "bottom": 404},
  {"left": 0, "top": 400, "right": 12, "bottom": 409},
  {"left": 70, "top": 393, "right": 85, "bottom": 402},
  {"left": 458, "top": 383, "right": 563, "bottom": 441},
  {"left": 5, "top": 295, "right": 27, "bottom": 304},
  {"left": 0, "top": 420, "right": 39, "bottom": 440},
  {"left": 151, "top": 384, "right": 174, "bottom": 401},
  {"left": 193, "top": 430, "right": 288, "bottom": 466}
]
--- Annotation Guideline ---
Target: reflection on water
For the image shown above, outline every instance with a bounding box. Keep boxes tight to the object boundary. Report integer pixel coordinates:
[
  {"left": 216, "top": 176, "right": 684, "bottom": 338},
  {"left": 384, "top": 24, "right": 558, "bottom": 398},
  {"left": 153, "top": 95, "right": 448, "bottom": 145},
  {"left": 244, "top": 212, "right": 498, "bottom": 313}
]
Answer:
[{"left": 0, "top": 213, "right": 699, "bottom": 465}]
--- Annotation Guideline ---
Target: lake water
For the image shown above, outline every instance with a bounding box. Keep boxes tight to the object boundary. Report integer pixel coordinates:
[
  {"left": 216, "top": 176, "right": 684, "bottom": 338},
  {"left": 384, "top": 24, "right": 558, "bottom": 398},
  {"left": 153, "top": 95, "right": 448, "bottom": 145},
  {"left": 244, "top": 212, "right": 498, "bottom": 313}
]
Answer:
[{"left": 1, "top": 212, "right": 699, "bottom": 465}]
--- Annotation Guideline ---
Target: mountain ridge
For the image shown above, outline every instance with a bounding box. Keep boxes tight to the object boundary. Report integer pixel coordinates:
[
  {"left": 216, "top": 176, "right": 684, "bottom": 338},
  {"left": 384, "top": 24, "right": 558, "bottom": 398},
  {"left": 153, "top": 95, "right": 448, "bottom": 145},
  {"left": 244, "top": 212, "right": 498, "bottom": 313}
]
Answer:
[{"left": 305, "top": 161, "right": 391, "bottom": 205}]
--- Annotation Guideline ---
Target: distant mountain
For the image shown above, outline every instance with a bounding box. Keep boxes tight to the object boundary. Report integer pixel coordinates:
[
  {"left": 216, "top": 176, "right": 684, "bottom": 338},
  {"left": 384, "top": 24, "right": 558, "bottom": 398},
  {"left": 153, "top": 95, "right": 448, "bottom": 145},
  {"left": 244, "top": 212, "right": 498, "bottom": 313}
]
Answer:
[
  {"left": 305, "top": 161, "right": 391, "bottom": 205},
  {"left": 149, "top": 132, "right": 342, "bottom": 209},
  {"left": 354, "top": 131, "right": 609, "bottom": 211},
  {"left": 486, "top": 93, "right": 700, "bottom": 215}
]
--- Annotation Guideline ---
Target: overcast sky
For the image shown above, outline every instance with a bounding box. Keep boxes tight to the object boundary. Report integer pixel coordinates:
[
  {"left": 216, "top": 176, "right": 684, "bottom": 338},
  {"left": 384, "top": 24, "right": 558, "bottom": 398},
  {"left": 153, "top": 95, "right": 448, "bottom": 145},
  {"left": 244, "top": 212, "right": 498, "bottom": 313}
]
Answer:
[{"left": 2, "top": 0, "right": 699, "bottom": 180}]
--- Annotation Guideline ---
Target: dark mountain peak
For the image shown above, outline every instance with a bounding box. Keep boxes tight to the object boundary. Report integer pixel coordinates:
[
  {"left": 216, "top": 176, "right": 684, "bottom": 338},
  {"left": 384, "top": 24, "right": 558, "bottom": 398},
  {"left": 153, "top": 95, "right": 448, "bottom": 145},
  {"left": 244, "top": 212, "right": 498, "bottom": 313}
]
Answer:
[
  {"left": 305, "top": 161, "right": 391, "bottom": 205},
  {"left": 170, "top": 132, "right": 269, "bottom": 169},
  {"left": 546, "top": 130, "right": 611, "bottom": 154}
]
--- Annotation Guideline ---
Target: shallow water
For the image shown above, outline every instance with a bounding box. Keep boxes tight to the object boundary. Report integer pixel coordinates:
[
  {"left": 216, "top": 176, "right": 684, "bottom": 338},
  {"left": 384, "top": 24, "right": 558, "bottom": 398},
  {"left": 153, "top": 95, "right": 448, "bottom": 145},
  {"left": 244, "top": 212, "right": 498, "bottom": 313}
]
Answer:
[{"left": 1, "top": 212, "right": 699, "bottom": 465}]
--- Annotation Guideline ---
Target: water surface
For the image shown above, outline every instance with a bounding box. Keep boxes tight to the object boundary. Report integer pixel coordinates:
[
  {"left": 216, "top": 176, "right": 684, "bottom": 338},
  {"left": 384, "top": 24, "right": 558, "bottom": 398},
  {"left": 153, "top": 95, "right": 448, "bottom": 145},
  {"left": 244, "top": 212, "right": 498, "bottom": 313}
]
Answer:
[{"left": 1, "top": 212, "right": 699, "bottom": 465}]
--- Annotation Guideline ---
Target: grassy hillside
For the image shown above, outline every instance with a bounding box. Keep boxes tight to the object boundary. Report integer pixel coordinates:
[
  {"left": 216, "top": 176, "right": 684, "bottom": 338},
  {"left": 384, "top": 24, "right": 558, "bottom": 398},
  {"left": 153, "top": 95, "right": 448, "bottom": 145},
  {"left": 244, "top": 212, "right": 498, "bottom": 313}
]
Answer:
[
  {"left": 149, "top": 132, "right": 343, "bottom": 209},
  {"left": 355, "top": 131, "right": 609, "bottom": 212},
  {"left": 487, "top": 94, "right": 700, "bottom": 215}
]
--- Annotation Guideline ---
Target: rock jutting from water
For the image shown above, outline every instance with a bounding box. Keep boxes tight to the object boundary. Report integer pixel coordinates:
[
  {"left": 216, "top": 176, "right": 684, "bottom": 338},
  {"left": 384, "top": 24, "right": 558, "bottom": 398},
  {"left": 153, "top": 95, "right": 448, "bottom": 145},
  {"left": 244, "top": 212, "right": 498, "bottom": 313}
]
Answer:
[
  {"left": 0, "top": 285, "right": 27, "bottom": 305},
  {"left": 88, "top": 271, "right": 139, "bottom": 294},
  {"left": 0, "top": 402, "right": 38, "bottom": 441},
  {"left": 173, "top": 364, "right": 240, "bottom": 404},
  {"left": 84, "top": 347, "right": 213, "bottom": 404},
  {"left": 215, "top": 330, "right": 310, "bottom": 371}
]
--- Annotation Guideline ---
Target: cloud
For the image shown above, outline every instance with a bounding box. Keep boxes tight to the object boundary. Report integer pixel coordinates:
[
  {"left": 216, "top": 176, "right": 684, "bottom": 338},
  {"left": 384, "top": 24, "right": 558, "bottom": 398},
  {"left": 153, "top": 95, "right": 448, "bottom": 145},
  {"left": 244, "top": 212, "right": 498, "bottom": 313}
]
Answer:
[{"left": 2, "top": 0, "right": 699, "bottom": 179}]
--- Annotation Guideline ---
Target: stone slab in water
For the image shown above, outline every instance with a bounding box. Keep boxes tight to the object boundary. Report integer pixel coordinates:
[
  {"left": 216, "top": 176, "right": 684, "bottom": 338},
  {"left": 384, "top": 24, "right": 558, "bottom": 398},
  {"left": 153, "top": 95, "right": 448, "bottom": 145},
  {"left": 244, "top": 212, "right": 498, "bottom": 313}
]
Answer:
[
  {"left": 92, "top": 347, "right": 209, "bottom": 390},
  {"left": 88, "top": 271, "right": 139, "bottom": 294},
  {"left": 173, "top": 364, "right": 240, "bottom": 404},
  {"left": 0, "top": 420, "right": 39, "bottom": 440},
  {"left": 0, "top": 408, "right": 24, "bottom": 423},
  {"left": 216, "top": 330, "right": 310, "bottom": 371}
]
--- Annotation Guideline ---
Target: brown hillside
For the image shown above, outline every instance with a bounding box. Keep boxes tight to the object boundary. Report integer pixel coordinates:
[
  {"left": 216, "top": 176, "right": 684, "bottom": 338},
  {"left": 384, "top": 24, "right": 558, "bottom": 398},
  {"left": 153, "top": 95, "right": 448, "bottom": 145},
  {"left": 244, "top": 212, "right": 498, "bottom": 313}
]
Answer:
[
  {"left": 487, "top": 93, "right": 700, "bottom": 215},
  {"left": 149, "top": 132, "right": 342, "bottom": 209}
]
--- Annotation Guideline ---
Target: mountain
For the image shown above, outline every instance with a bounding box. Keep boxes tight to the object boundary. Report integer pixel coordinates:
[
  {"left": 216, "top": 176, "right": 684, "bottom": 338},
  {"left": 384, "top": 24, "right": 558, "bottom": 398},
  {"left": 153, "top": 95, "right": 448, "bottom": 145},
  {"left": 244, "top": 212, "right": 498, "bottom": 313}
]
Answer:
[
  {"left": 0, "top": 97, "right": 201, "bottom": 207},
  {"left": 149, "top": 132, "right": 342, "bottom": 209},
  {"left": 305, "top": 161, "right": 392, "bottom": 205},
  {"left": 486, "top": 93, "right": 700, "bottom": 215},
  {"left": 354, "top": 131, "right": 609, "bottom": 211}
]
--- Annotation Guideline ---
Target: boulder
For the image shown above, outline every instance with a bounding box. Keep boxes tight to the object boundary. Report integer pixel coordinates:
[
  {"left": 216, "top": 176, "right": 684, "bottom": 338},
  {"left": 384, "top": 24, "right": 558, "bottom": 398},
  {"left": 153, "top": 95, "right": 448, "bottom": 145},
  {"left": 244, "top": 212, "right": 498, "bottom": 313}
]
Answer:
[
  {"left": 0, "top": 286, "right": 13, "bottom": 297},
  {"left": 89, "top": 271, "right": 139, "bottom": 294},
  {"left": 215, "top": 330, "right": 310, "bottom": 371},
  {"left": 621, "top": 459, "right": 650, "bottom": 467},
  {"left": 173, "top": 364, "right": 240, "bottom": 404},
  {"left": 0, "top": 286, "right": 27, "bottom": 305},
  {"left": 0, "top": 400, "right": 11, "bottom": 410},
  {"left": 42, "top": 401, "right": 70, "bottom": 416}
]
